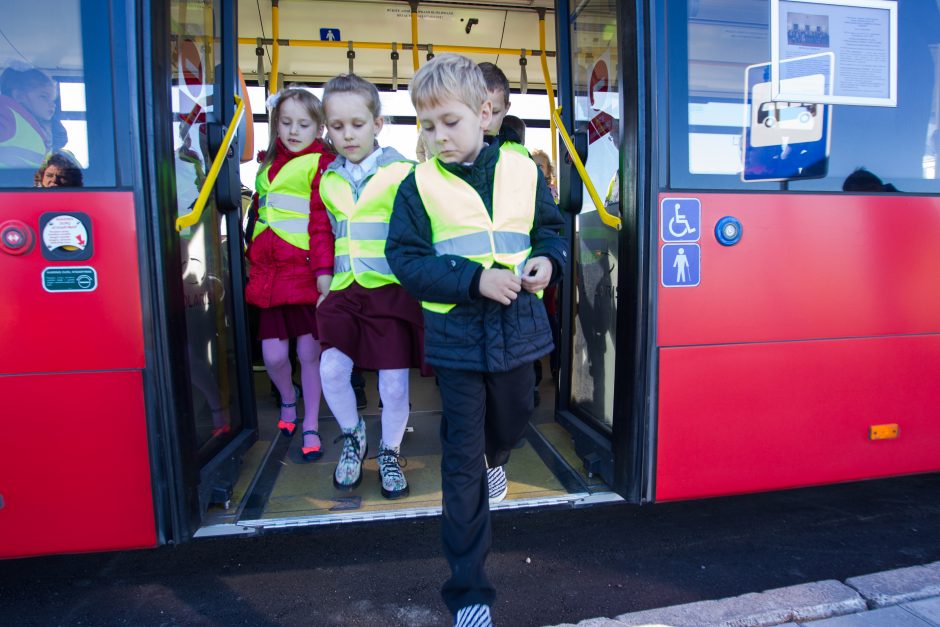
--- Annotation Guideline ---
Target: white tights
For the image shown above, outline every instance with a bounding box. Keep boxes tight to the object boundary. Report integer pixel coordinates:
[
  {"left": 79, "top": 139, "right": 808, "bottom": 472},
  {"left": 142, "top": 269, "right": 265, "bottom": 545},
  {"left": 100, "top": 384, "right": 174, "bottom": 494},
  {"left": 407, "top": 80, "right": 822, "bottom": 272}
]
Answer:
[{"left": 319, "top": 347, "right": 410, "bottom": 448}]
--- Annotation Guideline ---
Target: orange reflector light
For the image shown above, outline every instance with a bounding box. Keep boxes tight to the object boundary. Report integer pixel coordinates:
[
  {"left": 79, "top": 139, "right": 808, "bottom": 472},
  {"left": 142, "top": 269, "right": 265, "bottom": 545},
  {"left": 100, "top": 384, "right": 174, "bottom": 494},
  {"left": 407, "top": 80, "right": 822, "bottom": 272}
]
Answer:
[{"left": 869, "top": 424, "right": 899, "bottom": 440}]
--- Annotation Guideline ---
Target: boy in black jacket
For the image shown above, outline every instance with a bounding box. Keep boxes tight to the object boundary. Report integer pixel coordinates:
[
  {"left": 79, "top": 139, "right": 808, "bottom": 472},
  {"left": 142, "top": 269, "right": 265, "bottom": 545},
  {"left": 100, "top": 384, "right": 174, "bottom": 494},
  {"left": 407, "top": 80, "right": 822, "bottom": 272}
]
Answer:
[{"left": 386, "top": 54, "right": 566, "bottom": 627}]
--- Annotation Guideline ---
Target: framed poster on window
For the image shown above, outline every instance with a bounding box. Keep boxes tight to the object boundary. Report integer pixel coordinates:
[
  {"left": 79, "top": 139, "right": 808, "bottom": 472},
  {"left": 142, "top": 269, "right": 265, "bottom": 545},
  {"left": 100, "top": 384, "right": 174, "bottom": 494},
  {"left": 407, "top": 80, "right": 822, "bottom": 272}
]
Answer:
[{"left": 770, "top": 0, "right": 897, "bottom": 107}]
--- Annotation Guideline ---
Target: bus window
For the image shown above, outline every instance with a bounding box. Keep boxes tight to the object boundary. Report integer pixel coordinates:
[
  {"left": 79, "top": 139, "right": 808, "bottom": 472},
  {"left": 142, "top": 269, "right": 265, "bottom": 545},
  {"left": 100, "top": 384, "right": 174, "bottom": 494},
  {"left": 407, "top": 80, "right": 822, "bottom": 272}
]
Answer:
[
  {"left": 666, "top": 0, "right": 940, "bottom": 193},
  {"left": 0, "top": 1, "right": 116, "bottom": 188}
]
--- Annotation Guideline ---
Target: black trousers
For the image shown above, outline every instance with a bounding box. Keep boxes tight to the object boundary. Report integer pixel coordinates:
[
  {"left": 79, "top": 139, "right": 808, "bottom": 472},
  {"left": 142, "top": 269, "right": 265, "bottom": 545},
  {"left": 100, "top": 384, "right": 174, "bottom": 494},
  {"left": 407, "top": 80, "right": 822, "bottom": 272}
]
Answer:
[{"left": 436, "top": 361, "right": 536, "bottom": 614}]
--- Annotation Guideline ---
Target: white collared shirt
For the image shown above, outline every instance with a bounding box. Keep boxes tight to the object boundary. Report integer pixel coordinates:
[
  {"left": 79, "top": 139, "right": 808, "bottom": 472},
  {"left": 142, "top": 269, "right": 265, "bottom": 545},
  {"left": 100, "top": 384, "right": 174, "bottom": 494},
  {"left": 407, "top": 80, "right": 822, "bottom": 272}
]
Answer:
[{"left": 342, "top": 147, "right": 383, "bottom": 184}]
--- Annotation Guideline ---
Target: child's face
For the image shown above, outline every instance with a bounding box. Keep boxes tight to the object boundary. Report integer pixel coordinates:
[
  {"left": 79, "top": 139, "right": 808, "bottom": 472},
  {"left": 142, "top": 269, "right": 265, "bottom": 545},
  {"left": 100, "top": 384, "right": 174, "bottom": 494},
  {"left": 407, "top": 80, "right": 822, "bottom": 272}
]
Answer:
[
  {"left": 484, "top": 89, "right": 510, "bottom": 136},
  {"left": 15, "top": 83, "right": 56, "bottom": 122},
  {"left": 534, "top": 155, "right": 550, "bottom": 180},
  {"left": 277, "top": 97, "right": 321, "bottom": 153},
  {"left": 418, "top": 97, "right": 491, "bottom": 165},
  {"left": 324, "top": 92, "right": 383, "bottom": 165}
]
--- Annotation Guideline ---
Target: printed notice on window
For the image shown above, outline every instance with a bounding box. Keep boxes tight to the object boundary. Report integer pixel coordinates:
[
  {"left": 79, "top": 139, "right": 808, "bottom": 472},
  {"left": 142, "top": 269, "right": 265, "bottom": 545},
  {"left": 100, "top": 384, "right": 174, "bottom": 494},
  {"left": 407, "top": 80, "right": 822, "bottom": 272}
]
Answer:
[{"left": 770, "top": 0, "right": 897, "bottom": 107}]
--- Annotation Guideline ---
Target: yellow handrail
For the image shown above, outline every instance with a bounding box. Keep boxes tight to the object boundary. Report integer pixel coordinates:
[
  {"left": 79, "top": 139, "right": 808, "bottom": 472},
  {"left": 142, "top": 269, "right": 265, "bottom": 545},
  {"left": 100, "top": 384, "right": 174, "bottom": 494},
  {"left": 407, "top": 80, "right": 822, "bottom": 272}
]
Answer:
[
  {"left": 176, "top": 95, "right": 246, "bottom": 232},
  {"left": 270, "top": 2, "right": 280, "bottom": 92},
  {"left": 550, "top": 106, "right": 621, "bottom": 230},
  {"left": 537, "top": 11, "right": 557, "bottom": 166},
  {"left": 236, "top": 38, "right": 555, "bottom": 59}
]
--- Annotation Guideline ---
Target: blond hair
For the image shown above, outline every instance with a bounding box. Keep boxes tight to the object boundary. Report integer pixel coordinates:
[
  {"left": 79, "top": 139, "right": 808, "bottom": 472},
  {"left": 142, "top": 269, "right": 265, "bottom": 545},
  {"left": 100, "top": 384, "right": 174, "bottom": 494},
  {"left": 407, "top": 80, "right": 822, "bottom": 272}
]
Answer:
[
  {"left": 323, "top": 73, "right": 382, "bottom": 119},
  {"left": 409, "top": 53, "right": 487, "bottom": 112},
  {"left": 260, "top": 88, "right": 325, "bottom": 171}
]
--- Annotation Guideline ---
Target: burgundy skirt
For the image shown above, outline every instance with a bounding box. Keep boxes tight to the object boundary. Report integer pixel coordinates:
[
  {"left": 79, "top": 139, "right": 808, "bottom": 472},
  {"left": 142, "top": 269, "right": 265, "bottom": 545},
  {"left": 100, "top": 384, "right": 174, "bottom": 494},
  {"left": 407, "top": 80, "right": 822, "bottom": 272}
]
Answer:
[
  {"left": 317, "top": 282, "right": 430, "bottom": 373},
  {"left": 257, "top": 304, "right": 319, "bottom": 341}
]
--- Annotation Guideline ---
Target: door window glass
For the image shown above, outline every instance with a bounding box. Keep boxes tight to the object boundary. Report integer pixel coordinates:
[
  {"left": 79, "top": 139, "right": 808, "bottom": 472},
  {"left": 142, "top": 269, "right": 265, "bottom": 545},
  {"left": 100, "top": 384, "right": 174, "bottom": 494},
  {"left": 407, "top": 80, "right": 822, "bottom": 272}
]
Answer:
[
  {"left": 568, "top": 0, "right": 621, "bottom": 429},
  {"left": 668, "top": 0, "right": 940, "bottom": 193},
  {"left": 0, "top": 1, "right": 116, "bottom": 188}
]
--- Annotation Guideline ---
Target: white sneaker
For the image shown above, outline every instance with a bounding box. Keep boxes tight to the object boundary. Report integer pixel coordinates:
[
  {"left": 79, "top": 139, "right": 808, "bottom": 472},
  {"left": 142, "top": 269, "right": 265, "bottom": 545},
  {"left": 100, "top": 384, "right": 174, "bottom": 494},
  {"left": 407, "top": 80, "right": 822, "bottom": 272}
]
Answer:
[
  {"left": 487, "top": 466, "right": 508, "bottom": 504},
  {"left": 455, "top": 604, "right": 492, "bottom": 627}
]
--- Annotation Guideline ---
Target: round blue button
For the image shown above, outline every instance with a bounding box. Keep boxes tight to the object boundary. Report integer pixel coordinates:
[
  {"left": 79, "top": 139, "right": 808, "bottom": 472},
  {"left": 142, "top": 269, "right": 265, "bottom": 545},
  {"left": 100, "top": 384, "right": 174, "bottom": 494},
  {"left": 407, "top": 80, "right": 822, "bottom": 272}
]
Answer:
[{"left": 715, "top": 216, "right": 742, "bottom": 246}]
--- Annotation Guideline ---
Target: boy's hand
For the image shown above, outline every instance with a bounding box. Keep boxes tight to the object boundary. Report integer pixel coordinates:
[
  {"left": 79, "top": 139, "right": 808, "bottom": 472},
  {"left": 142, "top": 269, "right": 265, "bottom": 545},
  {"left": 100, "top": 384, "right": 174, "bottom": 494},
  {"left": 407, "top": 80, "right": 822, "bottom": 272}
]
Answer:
[
  {"left": 316, "top": 274, "right": 332, "bottom": 306},
  {"left": 479, "top": 268, "right": 522, "bottom": 305},
  {"left": 521, "top": 256, "right": 552, "bottom": 293}
]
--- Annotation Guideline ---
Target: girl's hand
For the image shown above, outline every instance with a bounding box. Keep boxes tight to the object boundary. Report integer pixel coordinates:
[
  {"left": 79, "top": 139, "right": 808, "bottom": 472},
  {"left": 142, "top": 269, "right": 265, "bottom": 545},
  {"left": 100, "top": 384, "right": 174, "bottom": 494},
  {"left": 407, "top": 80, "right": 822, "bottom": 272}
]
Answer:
[
  {"left": 479, "top": 268, "right": 522, "bottom": 305},
  {"left": 316, "top": 274, "right": 332, "bottom": 306},
  {"left": 521, "top": 256, "right": 552, "bottom": 293}
]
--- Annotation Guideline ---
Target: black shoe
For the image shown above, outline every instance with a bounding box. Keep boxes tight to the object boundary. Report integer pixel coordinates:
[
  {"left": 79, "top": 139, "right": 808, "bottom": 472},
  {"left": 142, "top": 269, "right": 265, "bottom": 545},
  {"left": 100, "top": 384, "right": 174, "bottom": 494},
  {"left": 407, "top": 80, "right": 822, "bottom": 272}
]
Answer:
[{"left": 353, "top": 386, "right": 367, "bottom": 410}]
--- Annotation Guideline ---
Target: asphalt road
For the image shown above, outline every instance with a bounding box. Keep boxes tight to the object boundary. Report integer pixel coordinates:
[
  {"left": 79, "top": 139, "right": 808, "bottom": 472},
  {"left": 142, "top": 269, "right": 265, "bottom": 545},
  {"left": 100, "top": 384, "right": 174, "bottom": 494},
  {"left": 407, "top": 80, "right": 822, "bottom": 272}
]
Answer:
[{"left": 3, "top": 472, "right": 940, "bottom": 626}]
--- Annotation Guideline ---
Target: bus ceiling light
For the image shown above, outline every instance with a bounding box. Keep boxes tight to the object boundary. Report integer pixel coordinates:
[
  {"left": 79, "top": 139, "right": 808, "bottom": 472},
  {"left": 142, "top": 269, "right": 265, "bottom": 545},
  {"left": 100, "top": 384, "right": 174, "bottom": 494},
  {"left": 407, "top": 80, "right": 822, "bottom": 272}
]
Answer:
[
  {"left": 715, "top": 216, "right": 742, "bottom": 246},
  {"left": 869, "top": 424, "right": 899, "bottom": 441}
]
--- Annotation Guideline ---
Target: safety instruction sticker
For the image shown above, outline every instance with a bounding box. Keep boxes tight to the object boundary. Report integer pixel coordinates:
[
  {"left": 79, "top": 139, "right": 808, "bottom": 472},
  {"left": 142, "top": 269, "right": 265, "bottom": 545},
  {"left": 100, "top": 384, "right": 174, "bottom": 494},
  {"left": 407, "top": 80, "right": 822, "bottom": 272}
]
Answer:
[
  {"left": 661, "top": 197, "right": 701, "bottom": 243},
  {"left": 661, "top": 244, "right": 700, "bottom": 288},
  {"left": 42, "top": 266, "right": 98, "bottom": 293},
  {"left": 42, "top": 215, "right": 88, "bottom": 251}
]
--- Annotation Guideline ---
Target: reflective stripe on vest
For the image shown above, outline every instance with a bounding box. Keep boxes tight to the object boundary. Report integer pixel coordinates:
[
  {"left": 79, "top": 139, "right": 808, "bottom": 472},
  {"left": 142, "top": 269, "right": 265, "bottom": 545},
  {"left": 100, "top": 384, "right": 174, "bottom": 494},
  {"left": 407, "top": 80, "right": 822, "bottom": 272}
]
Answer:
[
  {"left": 501, "top": 140, "right": 529, "bottom": 158},
  {"left": 415, "top": 145, "right": 538, "bottom": 313},
  {"left": 253, "top": 153, "right": 322, "bottom": 249},
  {"left": 321, "top": 161, "right": 413, "bottom": 290}
]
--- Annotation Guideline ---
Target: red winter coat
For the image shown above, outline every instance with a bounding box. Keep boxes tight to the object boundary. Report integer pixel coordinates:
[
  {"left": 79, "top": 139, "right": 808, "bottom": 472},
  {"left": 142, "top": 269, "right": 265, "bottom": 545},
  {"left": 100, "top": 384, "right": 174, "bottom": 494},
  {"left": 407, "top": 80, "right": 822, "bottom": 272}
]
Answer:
[{"left": 245, "top": 138, "right": 336, "bottom": 308}]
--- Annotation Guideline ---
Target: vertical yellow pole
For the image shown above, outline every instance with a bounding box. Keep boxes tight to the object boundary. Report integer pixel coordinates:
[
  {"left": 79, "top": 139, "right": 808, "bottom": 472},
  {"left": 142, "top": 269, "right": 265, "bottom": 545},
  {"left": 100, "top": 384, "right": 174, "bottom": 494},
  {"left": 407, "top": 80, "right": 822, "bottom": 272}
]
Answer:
[
  {"left": 270, "top": 1, "right": 280, "bottom": 93},
  {"left": 538, "top": 9, "right": 557, "bottom": 165},
  {"left": 410, "top": 1, "right": 420, "bottom": 72}
]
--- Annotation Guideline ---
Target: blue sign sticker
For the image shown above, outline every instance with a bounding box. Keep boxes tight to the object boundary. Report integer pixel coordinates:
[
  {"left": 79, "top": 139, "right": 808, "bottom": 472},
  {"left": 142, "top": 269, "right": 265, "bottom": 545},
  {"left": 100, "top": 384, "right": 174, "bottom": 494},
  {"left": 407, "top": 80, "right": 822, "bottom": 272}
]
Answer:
[
  {"left": 661, "top": 197, "right": 701, "bottom": 243},
  {"left": 661, "top": 244, "right": 700, "bottom": 288},
  {"left": 320, "top": 28, "right": 341, "bottom": 42}
]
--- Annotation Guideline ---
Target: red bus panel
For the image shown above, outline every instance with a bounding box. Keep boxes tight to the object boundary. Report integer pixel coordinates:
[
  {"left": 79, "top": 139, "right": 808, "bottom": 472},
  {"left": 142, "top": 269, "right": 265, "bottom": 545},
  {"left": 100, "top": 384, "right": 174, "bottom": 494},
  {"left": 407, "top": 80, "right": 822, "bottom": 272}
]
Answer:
[
  {"left": 658, "top": 194, "right": 940, "bottom": 346},
  {"left": 655, "top": 193, "right": 940, "bottom": 500},
  {"left": 0, "top": 371, "right": 156, "bottom": 558},
  {"left": 0, "top": 191, "right": 143, "bottom": 374},
  {"left": 656, "top": 336, "right": 940, "bottom": 501}
]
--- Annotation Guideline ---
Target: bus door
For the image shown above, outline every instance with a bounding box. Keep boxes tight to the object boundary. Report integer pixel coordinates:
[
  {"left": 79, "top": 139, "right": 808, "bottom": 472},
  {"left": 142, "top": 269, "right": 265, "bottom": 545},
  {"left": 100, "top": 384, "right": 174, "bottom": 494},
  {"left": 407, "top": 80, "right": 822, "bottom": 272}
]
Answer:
[
  {"left": 0, "top": 1, "right": 156, "bottom": 558},
  {"left": 156, "top": 0, "right": 257, "bottom": 535},
  {"left": 554, "top": 0, "right": 646, "bottom": 501}
]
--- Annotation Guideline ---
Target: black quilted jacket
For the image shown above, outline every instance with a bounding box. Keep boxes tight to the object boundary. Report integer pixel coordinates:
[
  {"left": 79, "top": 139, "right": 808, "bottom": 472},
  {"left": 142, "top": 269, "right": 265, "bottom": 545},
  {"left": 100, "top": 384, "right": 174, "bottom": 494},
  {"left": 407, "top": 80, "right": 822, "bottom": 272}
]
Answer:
[{"left": 386, "top": 141, "right": 567, "bottom": 372}]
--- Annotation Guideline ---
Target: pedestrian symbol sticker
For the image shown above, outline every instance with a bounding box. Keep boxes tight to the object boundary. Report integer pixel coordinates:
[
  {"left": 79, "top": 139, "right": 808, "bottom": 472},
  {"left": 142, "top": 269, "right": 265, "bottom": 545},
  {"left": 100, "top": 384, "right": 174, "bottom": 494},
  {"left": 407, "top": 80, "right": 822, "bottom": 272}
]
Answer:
[
  {"left": 661, "top": 244, "right": 700, "bottom": 287},
  {"left": 661, "top": 197, "right": 701, "bottom": 242},
  {"left": 320, "top": 28, "right": 341, "bottom": 41}
]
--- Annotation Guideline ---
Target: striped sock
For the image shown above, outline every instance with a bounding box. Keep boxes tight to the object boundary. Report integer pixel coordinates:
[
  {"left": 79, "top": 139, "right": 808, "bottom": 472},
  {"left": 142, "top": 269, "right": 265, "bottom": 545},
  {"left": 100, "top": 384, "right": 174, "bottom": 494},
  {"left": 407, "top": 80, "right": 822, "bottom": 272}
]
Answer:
[{"left": 455, "top": 604, "right": 492, "bottom": 627}]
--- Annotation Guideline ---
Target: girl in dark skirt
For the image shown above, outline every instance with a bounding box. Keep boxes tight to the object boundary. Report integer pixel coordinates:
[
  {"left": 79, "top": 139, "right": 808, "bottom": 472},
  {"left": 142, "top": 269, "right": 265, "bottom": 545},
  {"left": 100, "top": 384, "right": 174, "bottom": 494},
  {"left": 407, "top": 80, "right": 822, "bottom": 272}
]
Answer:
[
  {"left": 318, "top": 74, "right": 426, "bottom": 499},
  {"left": 244, "top": 88, "right": 335, "bottom": 461}
]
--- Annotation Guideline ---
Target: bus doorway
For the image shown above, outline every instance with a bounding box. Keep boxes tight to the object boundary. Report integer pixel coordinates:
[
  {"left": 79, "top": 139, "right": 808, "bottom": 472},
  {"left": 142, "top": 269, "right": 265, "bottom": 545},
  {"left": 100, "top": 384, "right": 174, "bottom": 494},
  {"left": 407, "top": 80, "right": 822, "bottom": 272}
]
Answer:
[{"left": 179, "top": 0, "right": 631, "bottom": 535}]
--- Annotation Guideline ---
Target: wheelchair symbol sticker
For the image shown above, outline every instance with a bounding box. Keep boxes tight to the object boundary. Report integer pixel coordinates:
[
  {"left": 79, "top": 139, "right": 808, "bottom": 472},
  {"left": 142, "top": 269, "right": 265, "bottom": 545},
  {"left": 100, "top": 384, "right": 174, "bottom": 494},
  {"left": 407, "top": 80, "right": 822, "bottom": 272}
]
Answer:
[{"left": 661, "top": 197, "right": 701, "bottom": 243}]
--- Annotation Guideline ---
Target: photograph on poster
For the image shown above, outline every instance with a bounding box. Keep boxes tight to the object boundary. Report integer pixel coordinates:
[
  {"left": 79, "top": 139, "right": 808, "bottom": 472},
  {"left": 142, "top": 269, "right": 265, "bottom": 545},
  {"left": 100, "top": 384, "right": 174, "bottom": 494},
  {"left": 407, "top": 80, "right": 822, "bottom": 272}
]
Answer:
[{"left": 771, "top": 0, "right": 896, "bottom": 107}]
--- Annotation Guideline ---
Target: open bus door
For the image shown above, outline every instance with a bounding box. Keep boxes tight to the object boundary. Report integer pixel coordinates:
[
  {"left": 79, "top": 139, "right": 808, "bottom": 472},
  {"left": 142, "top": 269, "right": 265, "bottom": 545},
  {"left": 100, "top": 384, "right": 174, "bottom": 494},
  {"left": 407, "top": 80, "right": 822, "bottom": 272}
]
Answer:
[
  {"left": 143, "top": 0, "right": 258, "bottom": 539},
  {"left": 553, "top": 0, "right": 649, "bottom": 503}
]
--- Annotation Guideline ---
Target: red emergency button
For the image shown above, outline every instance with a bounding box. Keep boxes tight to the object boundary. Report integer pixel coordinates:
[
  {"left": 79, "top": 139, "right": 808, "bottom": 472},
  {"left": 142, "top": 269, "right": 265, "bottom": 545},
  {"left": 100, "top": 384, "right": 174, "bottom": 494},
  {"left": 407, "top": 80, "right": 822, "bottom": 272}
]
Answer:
[{"left": 0, "top": 220, "right": 35, "bottom": 256}]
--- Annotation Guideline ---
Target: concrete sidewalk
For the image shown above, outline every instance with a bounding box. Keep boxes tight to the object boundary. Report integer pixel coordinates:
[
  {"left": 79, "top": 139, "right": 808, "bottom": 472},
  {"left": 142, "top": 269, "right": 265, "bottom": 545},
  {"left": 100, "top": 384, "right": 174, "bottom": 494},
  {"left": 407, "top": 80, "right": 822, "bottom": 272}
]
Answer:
[{"left": 552, "top": 561, "right": 940, "bottom": 627}]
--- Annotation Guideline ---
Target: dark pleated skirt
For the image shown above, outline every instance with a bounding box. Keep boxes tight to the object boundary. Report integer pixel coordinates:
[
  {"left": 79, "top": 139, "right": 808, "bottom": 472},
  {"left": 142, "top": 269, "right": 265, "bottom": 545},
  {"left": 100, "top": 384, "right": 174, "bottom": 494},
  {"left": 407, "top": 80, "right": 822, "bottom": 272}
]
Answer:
[
  {"left": 317, "top": 282, "right": 430, "bottom": 373},
  {"left": 257, "top": 304, "right": 319, "bottom": 340}
]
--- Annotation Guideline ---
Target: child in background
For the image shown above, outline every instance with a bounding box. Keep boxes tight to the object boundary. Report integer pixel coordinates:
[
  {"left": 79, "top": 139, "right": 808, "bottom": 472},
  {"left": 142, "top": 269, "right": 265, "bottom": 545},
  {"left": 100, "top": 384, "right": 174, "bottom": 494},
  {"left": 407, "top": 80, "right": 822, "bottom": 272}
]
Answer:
[
  {"left": 318, "top": 74, "right": 425, "bottom": 499},
  {"left": 478, "top": 62, "right": 522, "bottom": 150},
  {"left": 530, "top": 149, "right": 558, "bottom": 202},
  {"left": 0, "top": 65, "right": 64, "bottom": 169},
  {"left": 244, "top": 88, "right": 334, "bottom": 462},
  {"left": 386, "top": 54, "right": 566, "bottom": 626}
]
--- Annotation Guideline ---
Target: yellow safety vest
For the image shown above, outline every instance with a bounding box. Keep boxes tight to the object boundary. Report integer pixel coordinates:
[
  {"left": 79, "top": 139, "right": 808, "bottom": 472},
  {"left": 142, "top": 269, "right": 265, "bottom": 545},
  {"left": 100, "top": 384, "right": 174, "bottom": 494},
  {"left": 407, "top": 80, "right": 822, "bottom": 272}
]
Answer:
[
  {"left": 253, "top": 153, "right": 322, "bottom": 249},
  {"left": 415, "top": 146, "right": 538, "bottom": 313},
  {"left": 0, "top": 103, "right": 47, "bottom": 168},
  {"left": 321, "top": 161, "right": 414, "bottom": 290}
]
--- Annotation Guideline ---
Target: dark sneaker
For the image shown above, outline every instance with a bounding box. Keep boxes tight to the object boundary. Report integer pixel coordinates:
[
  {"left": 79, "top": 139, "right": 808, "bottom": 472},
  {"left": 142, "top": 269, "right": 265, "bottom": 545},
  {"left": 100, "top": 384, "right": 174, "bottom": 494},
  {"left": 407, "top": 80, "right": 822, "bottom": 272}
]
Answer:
[
  {"left": 353, "top": 385, "right": 367, "bottom": 410},
  {"left": 487, "top": 466, "right": 508, "bottom": 504},
  {"left": 376, "top": 441, "right": 409, "bottom": 499},
  {"left": 332, "top": 418, "right": 367, "bottom": 490}
]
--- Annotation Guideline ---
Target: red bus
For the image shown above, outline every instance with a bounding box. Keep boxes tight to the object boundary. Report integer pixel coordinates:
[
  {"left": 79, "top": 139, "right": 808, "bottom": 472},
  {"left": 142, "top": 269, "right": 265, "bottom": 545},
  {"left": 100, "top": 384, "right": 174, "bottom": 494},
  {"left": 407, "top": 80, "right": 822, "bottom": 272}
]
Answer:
[{"left": 1, "top": 0, "right": 938, "bottom": 560}]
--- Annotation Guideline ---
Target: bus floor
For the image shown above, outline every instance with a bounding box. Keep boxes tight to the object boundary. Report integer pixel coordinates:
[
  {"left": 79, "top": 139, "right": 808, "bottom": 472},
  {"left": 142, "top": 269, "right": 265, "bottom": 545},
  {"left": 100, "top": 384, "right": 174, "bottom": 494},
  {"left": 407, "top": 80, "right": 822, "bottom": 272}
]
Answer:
[{"left": 201, "top": 360, "right": 609, "bottom": 532}]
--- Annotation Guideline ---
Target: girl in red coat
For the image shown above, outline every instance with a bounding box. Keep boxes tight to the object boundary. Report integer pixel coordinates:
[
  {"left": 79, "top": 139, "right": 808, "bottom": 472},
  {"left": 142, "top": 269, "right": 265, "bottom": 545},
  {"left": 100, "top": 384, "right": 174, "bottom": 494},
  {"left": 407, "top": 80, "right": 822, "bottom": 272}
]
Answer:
[{"left": 245, "top": 88, "right": 335, "bottom": 461}]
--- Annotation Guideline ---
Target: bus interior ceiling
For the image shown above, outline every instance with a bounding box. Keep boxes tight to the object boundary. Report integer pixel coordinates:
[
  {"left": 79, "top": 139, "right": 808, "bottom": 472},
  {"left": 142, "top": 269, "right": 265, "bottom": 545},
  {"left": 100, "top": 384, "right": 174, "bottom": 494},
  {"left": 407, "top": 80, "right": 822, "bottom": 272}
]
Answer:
[{"left": 205, "top": 0, "right": 604, "bottom": 532}]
